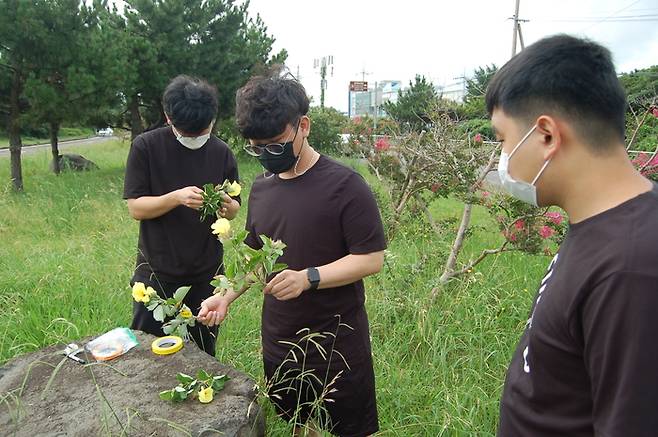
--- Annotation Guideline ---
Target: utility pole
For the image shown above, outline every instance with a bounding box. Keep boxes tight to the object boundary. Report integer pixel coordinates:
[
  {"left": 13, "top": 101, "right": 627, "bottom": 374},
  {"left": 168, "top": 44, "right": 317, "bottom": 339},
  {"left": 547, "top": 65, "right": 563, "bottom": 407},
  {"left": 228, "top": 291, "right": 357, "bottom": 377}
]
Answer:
[
  {"left": 511, "top": 0, "right": 520, "bottom": 58},
  {"left": 359, "top": 67, "right": 371, "bottom": 83},
  {"left": 510, "top": 0, "right": 528, "bottom": 58},
  {"left": 314, "top": 56, "right": 334, "bottom": 110},
  {"left": 373, "top": 81, "right": 378, "bottom": 130}
]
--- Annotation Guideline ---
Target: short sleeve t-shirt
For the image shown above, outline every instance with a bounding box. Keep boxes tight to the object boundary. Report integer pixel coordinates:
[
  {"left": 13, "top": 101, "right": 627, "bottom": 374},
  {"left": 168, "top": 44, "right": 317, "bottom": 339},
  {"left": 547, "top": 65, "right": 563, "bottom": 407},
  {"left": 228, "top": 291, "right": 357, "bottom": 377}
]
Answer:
[
  {"left": 499, "top": 184, "right": 658, "bottom": 437},
  {"left": 123, "top": 126, "right": 239, "bottom": 283},
  {"left": 245, "top": 155, "right": 387, "bottom": 365}
]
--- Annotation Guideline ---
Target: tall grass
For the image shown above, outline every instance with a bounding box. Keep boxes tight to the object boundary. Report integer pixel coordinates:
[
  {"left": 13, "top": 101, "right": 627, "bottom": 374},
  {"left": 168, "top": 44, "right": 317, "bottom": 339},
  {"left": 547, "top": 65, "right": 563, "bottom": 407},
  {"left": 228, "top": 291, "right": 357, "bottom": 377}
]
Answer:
[{"left": 0, "top": 140, "right": 549, "bottom": 436}]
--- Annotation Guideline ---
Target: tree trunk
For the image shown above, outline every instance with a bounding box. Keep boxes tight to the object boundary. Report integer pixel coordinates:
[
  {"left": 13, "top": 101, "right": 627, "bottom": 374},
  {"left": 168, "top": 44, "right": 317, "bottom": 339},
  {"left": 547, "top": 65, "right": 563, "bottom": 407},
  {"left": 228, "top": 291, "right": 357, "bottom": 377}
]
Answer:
[
  {"left": 50, "top": 121, "right": 61, "bottom": 174},
  {"left": 9, "top": 69, "right": 23, "bottom": 192},
  {"left": 437, "top": 203, "right": 473, "bottom": 288},
  {"left": 129, "top": 94, "right": 142, "bottom": 140}
]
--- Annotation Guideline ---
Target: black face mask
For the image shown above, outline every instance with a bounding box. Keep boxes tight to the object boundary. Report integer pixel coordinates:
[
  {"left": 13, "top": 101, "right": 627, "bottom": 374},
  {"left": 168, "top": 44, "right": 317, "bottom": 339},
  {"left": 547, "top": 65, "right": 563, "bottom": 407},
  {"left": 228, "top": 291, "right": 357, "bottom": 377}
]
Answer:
[
  {"left": 257, "top": 122, "right": 300, "bottom": 174},
  {"left": 258, "top": 140, "right": 298, "bottom": 174}
]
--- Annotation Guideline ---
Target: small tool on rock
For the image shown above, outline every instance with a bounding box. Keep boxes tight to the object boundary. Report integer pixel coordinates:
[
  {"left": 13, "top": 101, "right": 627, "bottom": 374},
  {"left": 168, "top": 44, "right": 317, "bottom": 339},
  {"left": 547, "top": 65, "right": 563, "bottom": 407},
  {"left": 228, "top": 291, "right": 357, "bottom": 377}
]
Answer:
[{"left": 61, "top": 343, "right": 86, "bottom": 364}]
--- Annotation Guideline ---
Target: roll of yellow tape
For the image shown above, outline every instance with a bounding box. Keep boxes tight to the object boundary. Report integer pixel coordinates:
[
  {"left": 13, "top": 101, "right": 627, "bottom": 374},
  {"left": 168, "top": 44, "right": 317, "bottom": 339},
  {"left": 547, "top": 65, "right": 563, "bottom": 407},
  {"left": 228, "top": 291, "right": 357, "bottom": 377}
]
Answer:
[{"left": 151, "top": 336, "right": 183, "bottom": 355}]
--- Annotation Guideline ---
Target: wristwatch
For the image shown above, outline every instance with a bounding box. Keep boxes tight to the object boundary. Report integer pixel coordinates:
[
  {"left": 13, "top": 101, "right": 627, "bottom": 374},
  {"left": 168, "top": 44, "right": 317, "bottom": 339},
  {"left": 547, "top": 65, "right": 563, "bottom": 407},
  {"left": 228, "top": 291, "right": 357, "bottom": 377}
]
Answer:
[{"left": 306, "top": 267, "right": 320, "bottom": 291}]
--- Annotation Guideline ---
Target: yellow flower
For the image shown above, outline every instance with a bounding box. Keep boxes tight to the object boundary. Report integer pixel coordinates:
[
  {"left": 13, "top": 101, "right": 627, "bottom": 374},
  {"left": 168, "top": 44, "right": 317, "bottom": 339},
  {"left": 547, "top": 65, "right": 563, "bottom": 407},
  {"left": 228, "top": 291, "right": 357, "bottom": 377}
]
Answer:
[
  {"left": 198, "top": 386, "right": 214, "bottom": 403},
  {"left": 211, "top": 218, "right": 231, "bottom": 239},
  {"left": 132, "top": 282, "right": 148, "bottom": 303},
  {"left": 225, "top": 181, "right": 241, "bottom": 197},
  {"left": 180, "top": 305, "right": 193, "bottom": 319},
  {"left": 142, "top": 286, "right": 157, "bottom": 303}
]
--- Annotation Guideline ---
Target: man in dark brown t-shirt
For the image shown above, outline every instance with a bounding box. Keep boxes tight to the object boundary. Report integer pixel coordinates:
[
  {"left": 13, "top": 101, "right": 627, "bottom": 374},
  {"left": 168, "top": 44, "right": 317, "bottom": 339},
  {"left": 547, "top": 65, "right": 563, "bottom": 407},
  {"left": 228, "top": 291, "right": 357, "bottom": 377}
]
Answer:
[
  {"left": 486, "top": 35, "right": 658, "bottom": 436},
  {"left": 199, "top": 71, "right": 386, "bottom": 437}
]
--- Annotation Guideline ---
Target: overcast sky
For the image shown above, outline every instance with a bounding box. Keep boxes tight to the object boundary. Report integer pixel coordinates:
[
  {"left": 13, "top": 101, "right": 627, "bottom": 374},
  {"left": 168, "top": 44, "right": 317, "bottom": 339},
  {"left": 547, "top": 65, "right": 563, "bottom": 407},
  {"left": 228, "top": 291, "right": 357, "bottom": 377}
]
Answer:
[{"left": 241, "top": 0, "right": 658, "bottom": 112}]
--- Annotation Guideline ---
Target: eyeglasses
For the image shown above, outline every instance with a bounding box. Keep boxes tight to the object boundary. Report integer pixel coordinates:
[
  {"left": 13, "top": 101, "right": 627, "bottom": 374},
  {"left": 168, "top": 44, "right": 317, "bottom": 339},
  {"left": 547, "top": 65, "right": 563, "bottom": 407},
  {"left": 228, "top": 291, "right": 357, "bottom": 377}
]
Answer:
[
  {"left": 244, "top": 142, "right": 286, "bottom": 157},
  {"left": 243, "top": 120, "right": 301, "bottom": 157}
]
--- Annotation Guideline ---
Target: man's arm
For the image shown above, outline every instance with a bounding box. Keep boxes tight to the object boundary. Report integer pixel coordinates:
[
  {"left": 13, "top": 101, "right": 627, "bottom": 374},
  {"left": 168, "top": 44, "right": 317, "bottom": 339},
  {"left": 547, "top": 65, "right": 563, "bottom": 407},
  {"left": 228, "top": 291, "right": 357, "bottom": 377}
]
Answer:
[
  {"left": 127, "top": 186, "right": 204, "bottom": 220},
  {"left": 263, "top": 251, "right": 385, "bottom": 301},
  {"left": 197, "top": 251, "right": 385, "bottom": 325}
]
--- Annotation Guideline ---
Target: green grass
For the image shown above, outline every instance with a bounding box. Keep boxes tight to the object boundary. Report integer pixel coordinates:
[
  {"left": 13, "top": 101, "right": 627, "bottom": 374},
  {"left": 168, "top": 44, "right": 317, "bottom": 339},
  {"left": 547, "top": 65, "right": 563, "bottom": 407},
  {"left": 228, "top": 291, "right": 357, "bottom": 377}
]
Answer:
[
  {"left": 0, "top": 127, "right": 95, "bottom": 149},
  {"left": 0, "top": 140, "right": 550, "bottom": 436}
]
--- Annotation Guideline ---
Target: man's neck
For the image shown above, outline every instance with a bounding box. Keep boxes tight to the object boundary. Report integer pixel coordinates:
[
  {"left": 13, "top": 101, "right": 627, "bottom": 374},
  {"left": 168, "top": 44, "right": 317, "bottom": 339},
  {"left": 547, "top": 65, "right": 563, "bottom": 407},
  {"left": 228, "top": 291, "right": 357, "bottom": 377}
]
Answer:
[
  {"left": 278, "top": 144, "right": 320, "bottom": 180},
  {"left": 559, "top": 149, "right": 653, "bottom": 224}
]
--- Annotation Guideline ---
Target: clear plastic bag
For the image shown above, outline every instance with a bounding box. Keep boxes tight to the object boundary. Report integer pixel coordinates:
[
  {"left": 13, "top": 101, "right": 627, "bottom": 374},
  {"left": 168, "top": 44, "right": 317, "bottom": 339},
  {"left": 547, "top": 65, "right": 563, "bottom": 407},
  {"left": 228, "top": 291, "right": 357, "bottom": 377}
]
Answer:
[{"left": 85, "top": 327, "right": 139, "bottom": 361}]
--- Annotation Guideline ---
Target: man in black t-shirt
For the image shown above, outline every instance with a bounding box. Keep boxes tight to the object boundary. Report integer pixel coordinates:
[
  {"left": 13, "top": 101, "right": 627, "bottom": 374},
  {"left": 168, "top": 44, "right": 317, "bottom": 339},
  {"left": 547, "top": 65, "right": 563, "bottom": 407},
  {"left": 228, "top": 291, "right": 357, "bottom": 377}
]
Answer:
[
  {"left": 486, "top": 35, "right": 658, "bottom": 436},
  {"left": 198, "top": 70, "right": 386, "bottom": 437},
  {"left": 123, "top": 75, "right": 240, "bottom": 356}
]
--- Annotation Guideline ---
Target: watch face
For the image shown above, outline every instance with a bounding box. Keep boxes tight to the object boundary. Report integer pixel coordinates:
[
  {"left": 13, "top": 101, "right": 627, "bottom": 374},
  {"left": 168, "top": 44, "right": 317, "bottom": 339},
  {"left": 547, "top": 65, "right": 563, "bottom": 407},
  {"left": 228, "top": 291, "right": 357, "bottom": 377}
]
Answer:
[{"left": 307, "top": 267, "right": 320, "bottom": 288}]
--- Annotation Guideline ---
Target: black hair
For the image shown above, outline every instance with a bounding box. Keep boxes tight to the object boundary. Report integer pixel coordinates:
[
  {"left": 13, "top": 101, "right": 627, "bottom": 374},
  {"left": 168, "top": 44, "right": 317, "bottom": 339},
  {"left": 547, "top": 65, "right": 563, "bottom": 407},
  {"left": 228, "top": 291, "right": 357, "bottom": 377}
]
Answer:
[
  {"left": 486, "top": 34, "right": 627, "bottom": 149},
  {"left": 162, "top": 75, "right": 218, "bottom": 134},
  {"left": 235, "top": 66, "right": 310, "bottom": 140}
]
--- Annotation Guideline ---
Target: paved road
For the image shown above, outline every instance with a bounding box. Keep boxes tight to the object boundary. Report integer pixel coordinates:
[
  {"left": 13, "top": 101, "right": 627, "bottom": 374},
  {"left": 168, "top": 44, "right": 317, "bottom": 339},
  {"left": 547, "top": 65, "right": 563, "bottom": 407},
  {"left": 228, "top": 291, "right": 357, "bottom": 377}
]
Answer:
[{"left": 0, "top": 136, "right": 117, "bottom": 157}]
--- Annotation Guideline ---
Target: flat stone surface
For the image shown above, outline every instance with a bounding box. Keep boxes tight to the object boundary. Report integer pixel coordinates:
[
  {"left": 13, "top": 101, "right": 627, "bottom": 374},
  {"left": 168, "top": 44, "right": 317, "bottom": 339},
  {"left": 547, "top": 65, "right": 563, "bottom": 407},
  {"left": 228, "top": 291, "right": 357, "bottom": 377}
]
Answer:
[{"left": 0, "top": 330, "right": 265, "bottom": 437}]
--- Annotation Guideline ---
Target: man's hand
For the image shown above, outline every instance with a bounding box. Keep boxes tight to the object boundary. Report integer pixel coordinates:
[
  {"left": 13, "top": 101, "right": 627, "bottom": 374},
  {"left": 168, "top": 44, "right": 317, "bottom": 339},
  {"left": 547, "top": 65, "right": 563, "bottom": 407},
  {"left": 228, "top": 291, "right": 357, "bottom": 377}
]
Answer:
[
  {"left": 264, "top": 269, "right": 310, "bottom": 301},
  {"left": 197, "top": 294, "right": 230, "bottom": 326},
  {"left": 173, "top": 186, "right": 204, "bottom": 210},
  {"left": 218, "top": 192, "right": 240, "bottom": 220}
]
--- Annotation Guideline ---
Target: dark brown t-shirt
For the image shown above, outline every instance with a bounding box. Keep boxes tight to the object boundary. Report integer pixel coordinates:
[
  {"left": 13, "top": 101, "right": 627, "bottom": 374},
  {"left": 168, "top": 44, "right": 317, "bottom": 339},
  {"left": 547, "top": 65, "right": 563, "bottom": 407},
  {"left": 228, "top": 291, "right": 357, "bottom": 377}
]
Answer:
[
  {"left": 123, "top": 126, "right": 239, "bottom": 283},
  {"left": 245, "top": 155, "right": 387, "bottom": 365},
  {"left": 499, "top": 184, "right": 658, "bottom": 437}
]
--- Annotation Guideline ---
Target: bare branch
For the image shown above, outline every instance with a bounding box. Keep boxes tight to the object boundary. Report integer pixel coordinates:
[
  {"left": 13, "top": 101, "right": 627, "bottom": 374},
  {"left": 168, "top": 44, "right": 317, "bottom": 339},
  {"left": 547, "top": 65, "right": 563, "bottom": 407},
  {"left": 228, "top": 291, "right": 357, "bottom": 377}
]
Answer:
[
  {"left": 453, "top": 241, "right": 513, "bottom": 277},
  {"left": 627, "top": 97, "right": 655, "bottom": 151}
]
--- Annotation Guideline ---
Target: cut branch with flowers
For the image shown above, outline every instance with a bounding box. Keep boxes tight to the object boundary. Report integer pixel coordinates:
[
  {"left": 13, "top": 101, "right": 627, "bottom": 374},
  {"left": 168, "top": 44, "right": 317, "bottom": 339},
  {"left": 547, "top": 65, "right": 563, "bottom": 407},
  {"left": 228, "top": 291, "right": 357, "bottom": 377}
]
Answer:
[{"left": 199, "top": 179, "right": 242, "bottom": 221}]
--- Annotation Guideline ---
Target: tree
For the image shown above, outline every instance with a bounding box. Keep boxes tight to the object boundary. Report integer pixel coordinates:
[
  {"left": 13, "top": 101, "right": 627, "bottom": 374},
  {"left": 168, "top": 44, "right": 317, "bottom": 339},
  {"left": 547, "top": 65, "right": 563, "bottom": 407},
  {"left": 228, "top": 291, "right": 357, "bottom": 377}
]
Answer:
[
  {"left": 383, "top": 75, "right": 439, "bottom": 132},
  {"left": 119, "top": 0, "right": 286, "bottom": 138},
  {"left": 307, "top": 106, "right": 349, "bottom": 154},
  {"left": 619, "top": 65, "right": 658, "bottom": 152},
  {"left": 22, "top": 0, "right": 111, "bottom": 173},
  {"left": 459, "top": 64, "right": 498, "bottom": 120},
  {"left": 0, "top": 0, "right": 60, "bottom": 190}
]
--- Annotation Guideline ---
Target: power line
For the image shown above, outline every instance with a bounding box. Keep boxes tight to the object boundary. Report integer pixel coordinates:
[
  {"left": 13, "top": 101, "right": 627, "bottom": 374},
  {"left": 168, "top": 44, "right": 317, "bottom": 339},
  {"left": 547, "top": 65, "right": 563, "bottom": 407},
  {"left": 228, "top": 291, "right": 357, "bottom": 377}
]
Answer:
[{"left": 581, "top": 0, "right": 643, "bottom": 31}]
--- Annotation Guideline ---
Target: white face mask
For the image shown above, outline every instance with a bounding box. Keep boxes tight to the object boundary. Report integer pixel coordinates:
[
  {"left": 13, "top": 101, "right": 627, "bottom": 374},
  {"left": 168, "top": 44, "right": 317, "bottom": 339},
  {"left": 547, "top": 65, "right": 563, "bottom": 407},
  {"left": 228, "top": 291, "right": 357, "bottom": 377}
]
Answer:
[
  {"left": 497, "top": 124, "right": 551, "bottom": 207},
  {"left": 171, "top": 123, "right": 212, "bottom": 150}
]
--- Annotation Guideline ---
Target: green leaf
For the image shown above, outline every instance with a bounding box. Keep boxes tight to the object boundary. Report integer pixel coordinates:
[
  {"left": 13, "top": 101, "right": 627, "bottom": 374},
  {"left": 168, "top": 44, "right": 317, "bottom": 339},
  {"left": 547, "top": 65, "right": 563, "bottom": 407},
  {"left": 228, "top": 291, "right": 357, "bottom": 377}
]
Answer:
[
  {"left": 173, "top": 386, "right": 188, "bottom": 401},
  {"left": 196, "top": 369, "right": 211, "bottom": 381},
  {"left": 164, "top": 305, "right": 178, "bottom": 317},
  {"left": 272, "top": 263, "right": 288, "bottom": 273},
  {"left": 235, "top": 230, "right": 249, "bottom": 244},
  {"left": 176, "top": 373, "right": 195, "bottom": 385},
  {"left": 153, "top": 305, "right": 165, "bottom": 322},
  {"left": 211, "top": 374, "right": 230, "bottom": 392},
  {"left": 162, "top": 323, "right": 176, "bottom": 335},
  {"left": 174, "top": 286, "right": 191, "bottom": 301},
  {"left": 178, "top": 324, "right": 189, "bottom": 340},
  {"left": 226, "top": 261, "right": 236, "bottom": 278},
  {"left": 159, "top": 389, "right": 175, "bottom": 401}
]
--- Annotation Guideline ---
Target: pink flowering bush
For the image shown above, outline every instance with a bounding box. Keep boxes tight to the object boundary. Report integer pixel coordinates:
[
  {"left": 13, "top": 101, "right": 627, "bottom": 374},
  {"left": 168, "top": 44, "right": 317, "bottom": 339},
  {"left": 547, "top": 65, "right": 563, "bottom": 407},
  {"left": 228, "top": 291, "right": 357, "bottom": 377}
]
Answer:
[
  {"left": 631, "top": 152, "right": 658, "bottom": 181},
  {"left": 485, "top": 193, "right": 567, "bottom": 257}
]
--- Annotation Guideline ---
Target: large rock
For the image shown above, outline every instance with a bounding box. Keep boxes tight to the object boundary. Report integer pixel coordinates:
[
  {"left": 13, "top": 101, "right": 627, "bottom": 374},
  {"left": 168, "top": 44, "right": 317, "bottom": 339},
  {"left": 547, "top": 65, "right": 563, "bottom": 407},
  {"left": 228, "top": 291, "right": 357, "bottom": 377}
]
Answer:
[
  {"left": 50, "top": 153, "right": 99, "bottom": 172},
  {"left": 0, "top": 331, "right": 265, "bottom": 436}
]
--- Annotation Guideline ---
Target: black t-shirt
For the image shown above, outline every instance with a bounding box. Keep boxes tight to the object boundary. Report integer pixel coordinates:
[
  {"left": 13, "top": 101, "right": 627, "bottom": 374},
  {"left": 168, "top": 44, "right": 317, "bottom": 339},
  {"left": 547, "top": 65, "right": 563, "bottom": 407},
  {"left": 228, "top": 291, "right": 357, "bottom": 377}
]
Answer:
[
  {"left": 245, "top": 155, "right": 387, "bottom": 365},
  {"left": 499, "top": 184, "right": 658, "bottom": 437},
  {"left": 123, "top": 126, "right": 239, "bottom": 283}
]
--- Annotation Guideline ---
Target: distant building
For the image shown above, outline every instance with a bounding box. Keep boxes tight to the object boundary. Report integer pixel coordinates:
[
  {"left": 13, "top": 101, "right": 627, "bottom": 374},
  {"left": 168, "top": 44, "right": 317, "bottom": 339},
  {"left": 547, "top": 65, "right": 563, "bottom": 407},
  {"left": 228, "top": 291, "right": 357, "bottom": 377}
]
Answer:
[{"left": 348, "top": 80, "right": 402, "bottom": 118}]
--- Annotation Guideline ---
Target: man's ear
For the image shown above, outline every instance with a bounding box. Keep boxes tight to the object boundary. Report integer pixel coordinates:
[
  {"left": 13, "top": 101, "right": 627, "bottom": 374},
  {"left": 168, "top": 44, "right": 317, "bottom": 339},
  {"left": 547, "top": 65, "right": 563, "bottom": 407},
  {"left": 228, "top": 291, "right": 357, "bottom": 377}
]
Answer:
[
  {"left": 536, "top": 115, "right": 561, "bottom": 160},
  {"left": 300, "top": 115, "right": 311, "bottom": 138}
]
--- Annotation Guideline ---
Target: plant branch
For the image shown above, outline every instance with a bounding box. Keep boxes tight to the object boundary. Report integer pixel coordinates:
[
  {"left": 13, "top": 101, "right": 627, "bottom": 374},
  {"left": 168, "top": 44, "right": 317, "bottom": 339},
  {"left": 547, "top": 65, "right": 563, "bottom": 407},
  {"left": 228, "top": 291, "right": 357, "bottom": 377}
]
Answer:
[{"left": 627, "top": 98, "right": 655, "bottom": 151}]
